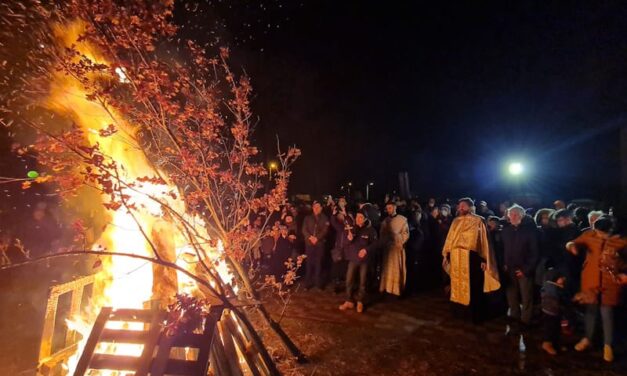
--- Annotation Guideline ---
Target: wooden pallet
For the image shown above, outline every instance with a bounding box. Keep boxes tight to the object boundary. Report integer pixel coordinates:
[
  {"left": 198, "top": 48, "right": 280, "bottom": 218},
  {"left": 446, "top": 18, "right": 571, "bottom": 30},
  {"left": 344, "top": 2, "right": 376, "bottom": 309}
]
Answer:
[
  {"left": 73, "top": 306, "right": 222, "bottom": 376},
  {"left": 73, "top": 306, "right": 279, "bottom": 376},
  {"left": 38, "top": 274, "right": 96, "bottom": 376}
]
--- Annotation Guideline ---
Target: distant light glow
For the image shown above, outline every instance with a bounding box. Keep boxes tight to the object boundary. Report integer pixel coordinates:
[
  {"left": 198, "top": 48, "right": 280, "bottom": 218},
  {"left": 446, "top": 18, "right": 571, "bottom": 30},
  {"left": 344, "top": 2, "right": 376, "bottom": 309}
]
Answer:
[{"left": 508, "top": 162, "right": 524, "bottom": 175}]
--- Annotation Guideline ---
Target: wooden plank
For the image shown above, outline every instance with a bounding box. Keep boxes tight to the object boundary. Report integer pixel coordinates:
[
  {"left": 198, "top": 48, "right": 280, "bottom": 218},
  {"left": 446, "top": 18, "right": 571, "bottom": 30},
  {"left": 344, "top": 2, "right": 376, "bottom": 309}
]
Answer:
[
  {"left": 163, "top": 359, "right": 199, "bottom": 375},
  {"left": 73, "top": 307, "right": 112, "bottom": 376},
  {"left": 134, "top": 310, "right": 166, "bottom": 376},
  {"left": 170, "top": 333, "right": 205, "bottom": 348},
  {"left": 149, "top": 332, "right": 175, "bottom": 376},
  {"left": 88, "top": 354, "right": 140, "bottom": 370},
  {"left": 196, "top": 308, "right": 222, "bottom": 376},
  {"left": 217, "top": 320, "right": 244, "bottom": 376},
  {"left": 99, "top": 328, "right": 150, "bottom": 344},
  {"left": 223, "top": 312, "right": 262, "bottom": 376},
  {"left": 49, "top": 274, "right": 96, "bottom": 296},
  {"left": 232, "top": 310, "right": 280, "bottom": 376},
  {"left": 38, "top": 343, "right": 78, "bottom": 374},
  {"left": 210, "top": 337, "right": 232, "bottom": 376},
  {"left": 65, "top": 285, "right": 85, "bottom": 346},
  {"left": 38, "top": 291, "right": 58, "bottom": 361},
  {"left": 108, "top": 308, "right": 156, "bottom": 322}
]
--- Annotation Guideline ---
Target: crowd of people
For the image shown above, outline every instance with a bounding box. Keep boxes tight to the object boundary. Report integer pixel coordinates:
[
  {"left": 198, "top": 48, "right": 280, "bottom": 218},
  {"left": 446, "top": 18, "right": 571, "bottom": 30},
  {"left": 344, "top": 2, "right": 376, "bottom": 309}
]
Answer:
[{"left": 256, "top": 195, "right": 627, "bottom": 363}]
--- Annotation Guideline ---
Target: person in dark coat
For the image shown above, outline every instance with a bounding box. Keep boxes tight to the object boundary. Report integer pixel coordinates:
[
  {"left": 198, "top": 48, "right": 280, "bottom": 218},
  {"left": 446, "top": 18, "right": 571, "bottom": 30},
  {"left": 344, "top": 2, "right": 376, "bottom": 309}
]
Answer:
[
  {"left": 549, "top": 209, "right": 582, "bottom": 334},
  {"left": 487, "top": 215, "right": 508, "bottom": 318},
  {"left": 302, "top": 201, "right": 330, "bottom": 289},
  {"left": 329, "top": 202, "right": 354, "bottom": 292},
  {"left": 406, "top": 209, "right": 425, "bottom": 294},
  {"left": 573, "top": 207, "right": 590, "bottom": 230},
  {"left": 501, "top": 205, "right": 539, "bottom": 326},
  {"left": 339, "top": 210, "right": 378, "bottom": 313},
  {"left": 270, "top": 225, "right": 294, "bottom": 280},
  {"left": 533, "top": 208, "right": 555, "bottom": 285},
  {"left": 358, "top": 201, "right": 381, "bottom": 290},
  {"left": 477, "top": 201, "right": 495, "bottom": 219},
  {"left": 540, "top": 268, "right": 567, "bottom": 356},
  {"left": 487, "top": 216, "right": 504, "bottom": 269},
  {"left": 553, "top": 209, "right": 582, "bottom": 298},
  {"left": 358, "top": 200, "right": 381, "bottom": 230},
  {"left": 438, "top": 204, "right": 453, "bottom": 242}
]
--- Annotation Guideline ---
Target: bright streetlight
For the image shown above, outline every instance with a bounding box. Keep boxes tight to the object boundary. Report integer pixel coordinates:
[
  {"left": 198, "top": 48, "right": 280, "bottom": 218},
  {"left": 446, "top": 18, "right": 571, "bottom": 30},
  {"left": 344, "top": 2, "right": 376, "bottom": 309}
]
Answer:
[
  {"left": 268, "top": 161, "right": 277, "bottom": 180},
  {"left": 508, "top": 162, "right": 524, "bottom": 176}
]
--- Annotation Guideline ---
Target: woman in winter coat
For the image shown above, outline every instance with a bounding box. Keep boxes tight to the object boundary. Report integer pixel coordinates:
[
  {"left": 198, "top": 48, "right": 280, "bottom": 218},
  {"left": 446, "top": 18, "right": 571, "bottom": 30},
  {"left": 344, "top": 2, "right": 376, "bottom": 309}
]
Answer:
[{"left": 566, "top": 216, "right": 627, "bottom": 362}]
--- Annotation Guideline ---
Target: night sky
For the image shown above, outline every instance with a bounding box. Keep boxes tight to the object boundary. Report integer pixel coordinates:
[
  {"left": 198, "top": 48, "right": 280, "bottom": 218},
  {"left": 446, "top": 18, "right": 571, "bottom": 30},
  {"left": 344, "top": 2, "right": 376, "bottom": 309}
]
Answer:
[
  {"left": 176, "top": 0, "right": 627, "bottom": 205},
  {"left": 1, "top": 1, "right": 624, "bottom": 207}
]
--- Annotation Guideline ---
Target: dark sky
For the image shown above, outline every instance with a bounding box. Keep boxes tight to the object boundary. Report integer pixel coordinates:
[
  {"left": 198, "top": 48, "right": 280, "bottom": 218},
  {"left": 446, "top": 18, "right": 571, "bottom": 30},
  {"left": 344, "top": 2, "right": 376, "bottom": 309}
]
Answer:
[{"left": 184, "top": 1, "right": 627, "bottom": 203}]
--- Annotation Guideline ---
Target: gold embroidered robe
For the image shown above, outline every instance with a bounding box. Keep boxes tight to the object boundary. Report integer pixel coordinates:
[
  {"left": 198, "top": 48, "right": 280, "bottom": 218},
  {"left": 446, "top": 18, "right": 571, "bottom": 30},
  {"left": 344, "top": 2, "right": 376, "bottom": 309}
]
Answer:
[{"left": 442, "top": 214, "right": 500, "bottom": 305}]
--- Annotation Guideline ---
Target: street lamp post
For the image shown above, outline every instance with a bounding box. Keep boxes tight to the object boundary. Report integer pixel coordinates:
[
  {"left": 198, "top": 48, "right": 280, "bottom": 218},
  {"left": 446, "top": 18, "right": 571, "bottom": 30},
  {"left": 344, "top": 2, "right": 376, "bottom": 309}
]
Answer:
[
  {"left": 366, "top": 182, "right": 374, "bottom": 201},
  {"left": 347, "top": 182, "right": 352, "bottom": 197},
  {"left": 269, "top": 162, "right": 277, "bottom": 180}
]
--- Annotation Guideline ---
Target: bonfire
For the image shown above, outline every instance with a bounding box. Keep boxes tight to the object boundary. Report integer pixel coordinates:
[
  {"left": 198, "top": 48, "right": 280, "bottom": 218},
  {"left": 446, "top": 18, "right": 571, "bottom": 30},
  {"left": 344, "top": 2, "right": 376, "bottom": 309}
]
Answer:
[{"left": 0, "top": 1, "right": 302, "bottom": 374}]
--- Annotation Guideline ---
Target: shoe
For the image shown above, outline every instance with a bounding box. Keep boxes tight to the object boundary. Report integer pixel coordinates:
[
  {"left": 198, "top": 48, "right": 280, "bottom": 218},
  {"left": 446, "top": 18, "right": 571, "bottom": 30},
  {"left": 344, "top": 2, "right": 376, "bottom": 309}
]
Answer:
[
  {"left": 574, "top": 337, "right": 591, "bottom": 352},
  {"left": 603, "top": 345, "right": 614, "bottom": 362},
  {"left": 542, "top": 341, "right": 557, "bottom": 356},
  {"left": 339, "top": 301, "right": 355, "bottom": 311},
  {"left": 356, "top": 302, "right": 364, "bottom": 313}
]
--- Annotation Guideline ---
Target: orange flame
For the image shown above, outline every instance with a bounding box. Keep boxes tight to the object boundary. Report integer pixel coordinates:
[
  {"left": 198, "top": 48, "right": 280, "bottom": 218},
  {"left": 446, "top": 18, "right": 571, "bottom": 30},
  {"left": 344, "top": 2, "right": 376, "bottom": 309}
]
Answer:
[{"left": 41, "top": 21, "right": 235, "bottom": 374}]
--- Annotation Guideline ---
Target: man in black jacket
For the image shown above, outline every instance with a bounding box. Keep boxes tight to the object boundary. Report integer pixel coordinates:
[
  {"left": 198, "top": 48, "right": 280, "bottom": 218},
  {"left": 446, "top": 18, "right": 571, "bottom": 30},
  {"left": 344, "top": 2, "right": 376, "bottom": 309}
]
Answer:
[
  {"left": 329, "top": 198, "right": 354, "bottom": 293},
  {"left": 553, "top": 209, "right": 582, "bottom": 298},
  {"left": 339, "top": 210, "right": 378, "bottom": 313},
  {"left": 302, "top": 201, "right": 330, "bottom": 289},
  {"left": 501, "top": 204, "right": 539, "bottom": 326}
]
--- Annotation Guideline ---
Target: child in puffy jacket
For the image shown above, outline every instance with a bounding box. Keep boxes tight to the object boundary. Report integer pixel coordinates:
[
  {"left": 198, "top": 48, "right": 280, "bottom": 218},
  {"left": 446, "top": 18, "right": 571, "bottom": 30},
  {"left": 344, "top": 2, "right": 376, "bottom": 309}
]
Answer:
[{"left": 541, "top": 268, "right": 566, "bottom": 355}]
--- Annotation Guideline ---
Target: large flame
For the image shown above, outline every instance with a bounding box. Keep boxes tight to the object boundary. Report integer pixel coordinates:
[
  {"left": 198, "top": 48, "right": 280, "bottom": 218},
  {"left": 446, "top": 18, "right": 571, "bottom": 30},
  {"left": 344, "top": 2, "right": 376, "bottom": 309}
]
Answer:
[{"left": 40, "top": 21, "right": 235, "bottom": 374}]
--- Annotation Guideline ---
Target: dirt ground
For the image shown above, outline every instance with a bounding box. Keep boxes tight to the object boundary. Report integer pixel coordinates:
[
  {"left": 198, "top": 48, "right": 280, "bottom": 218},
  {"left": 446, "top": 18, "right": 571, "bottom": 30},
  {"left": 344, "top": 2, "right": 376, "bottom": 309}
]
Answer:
[
  {"left": 259, "top": 286, "right": 627, "bottom": 376},
  {"left": 1, "top": 263, "right": 625, "bottom": 375}
]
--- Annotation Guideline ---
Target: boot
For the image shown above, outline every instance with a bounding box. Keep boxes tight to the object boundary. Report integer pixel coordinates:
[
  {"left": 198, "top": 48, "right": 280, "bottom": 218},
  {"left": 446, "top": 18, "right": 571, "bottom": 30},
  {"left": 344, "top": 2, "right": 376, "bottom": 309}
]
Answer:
[
  {"left": 339, "top": 301, "right": 354, "bottom": 311},
  {"left": 356, "top": 302, "right": 364, "bottom": 313},
  {"left": 542, "top": 341, "right": 557, "bottom": 356},
  {"left": 574, "top": 337, "right": 591, "bottom": 352},
  {"left": 603, "top": 345, "right": 614, "bottom": 362}
]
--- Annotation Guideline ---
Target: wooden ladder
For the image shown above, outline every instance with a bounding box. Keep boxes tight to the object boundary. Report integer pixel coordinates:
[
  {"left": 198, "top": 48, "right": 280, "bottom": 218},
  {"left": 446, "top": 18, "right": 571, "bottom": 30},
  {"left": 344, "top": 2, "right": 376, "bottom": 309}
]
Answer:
[{"left": 73, "top": 306, "right": 222, "bottom": 376}]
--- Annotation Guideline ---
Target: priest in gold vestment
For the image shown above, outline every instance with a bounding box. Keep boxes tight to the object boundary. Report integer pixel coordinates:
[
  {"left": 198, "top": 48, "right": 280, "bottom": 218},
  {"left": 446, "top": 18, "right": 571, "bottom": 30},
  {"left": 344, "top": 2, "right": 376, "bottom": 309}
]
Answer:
[{"left": 442, "top": 198, "right": 500, "bottom": 322}]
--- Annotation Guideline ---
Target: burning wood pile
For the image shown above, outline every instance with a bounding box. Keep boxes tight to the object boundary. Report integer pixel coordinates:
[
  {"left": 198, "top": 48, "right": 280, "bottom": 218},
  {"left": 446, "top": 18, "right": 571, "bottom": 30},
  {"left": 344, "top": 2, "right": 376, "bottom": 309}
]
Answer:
[{"left": 0, "top": 1, "right": 303, "bottom": 374}]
